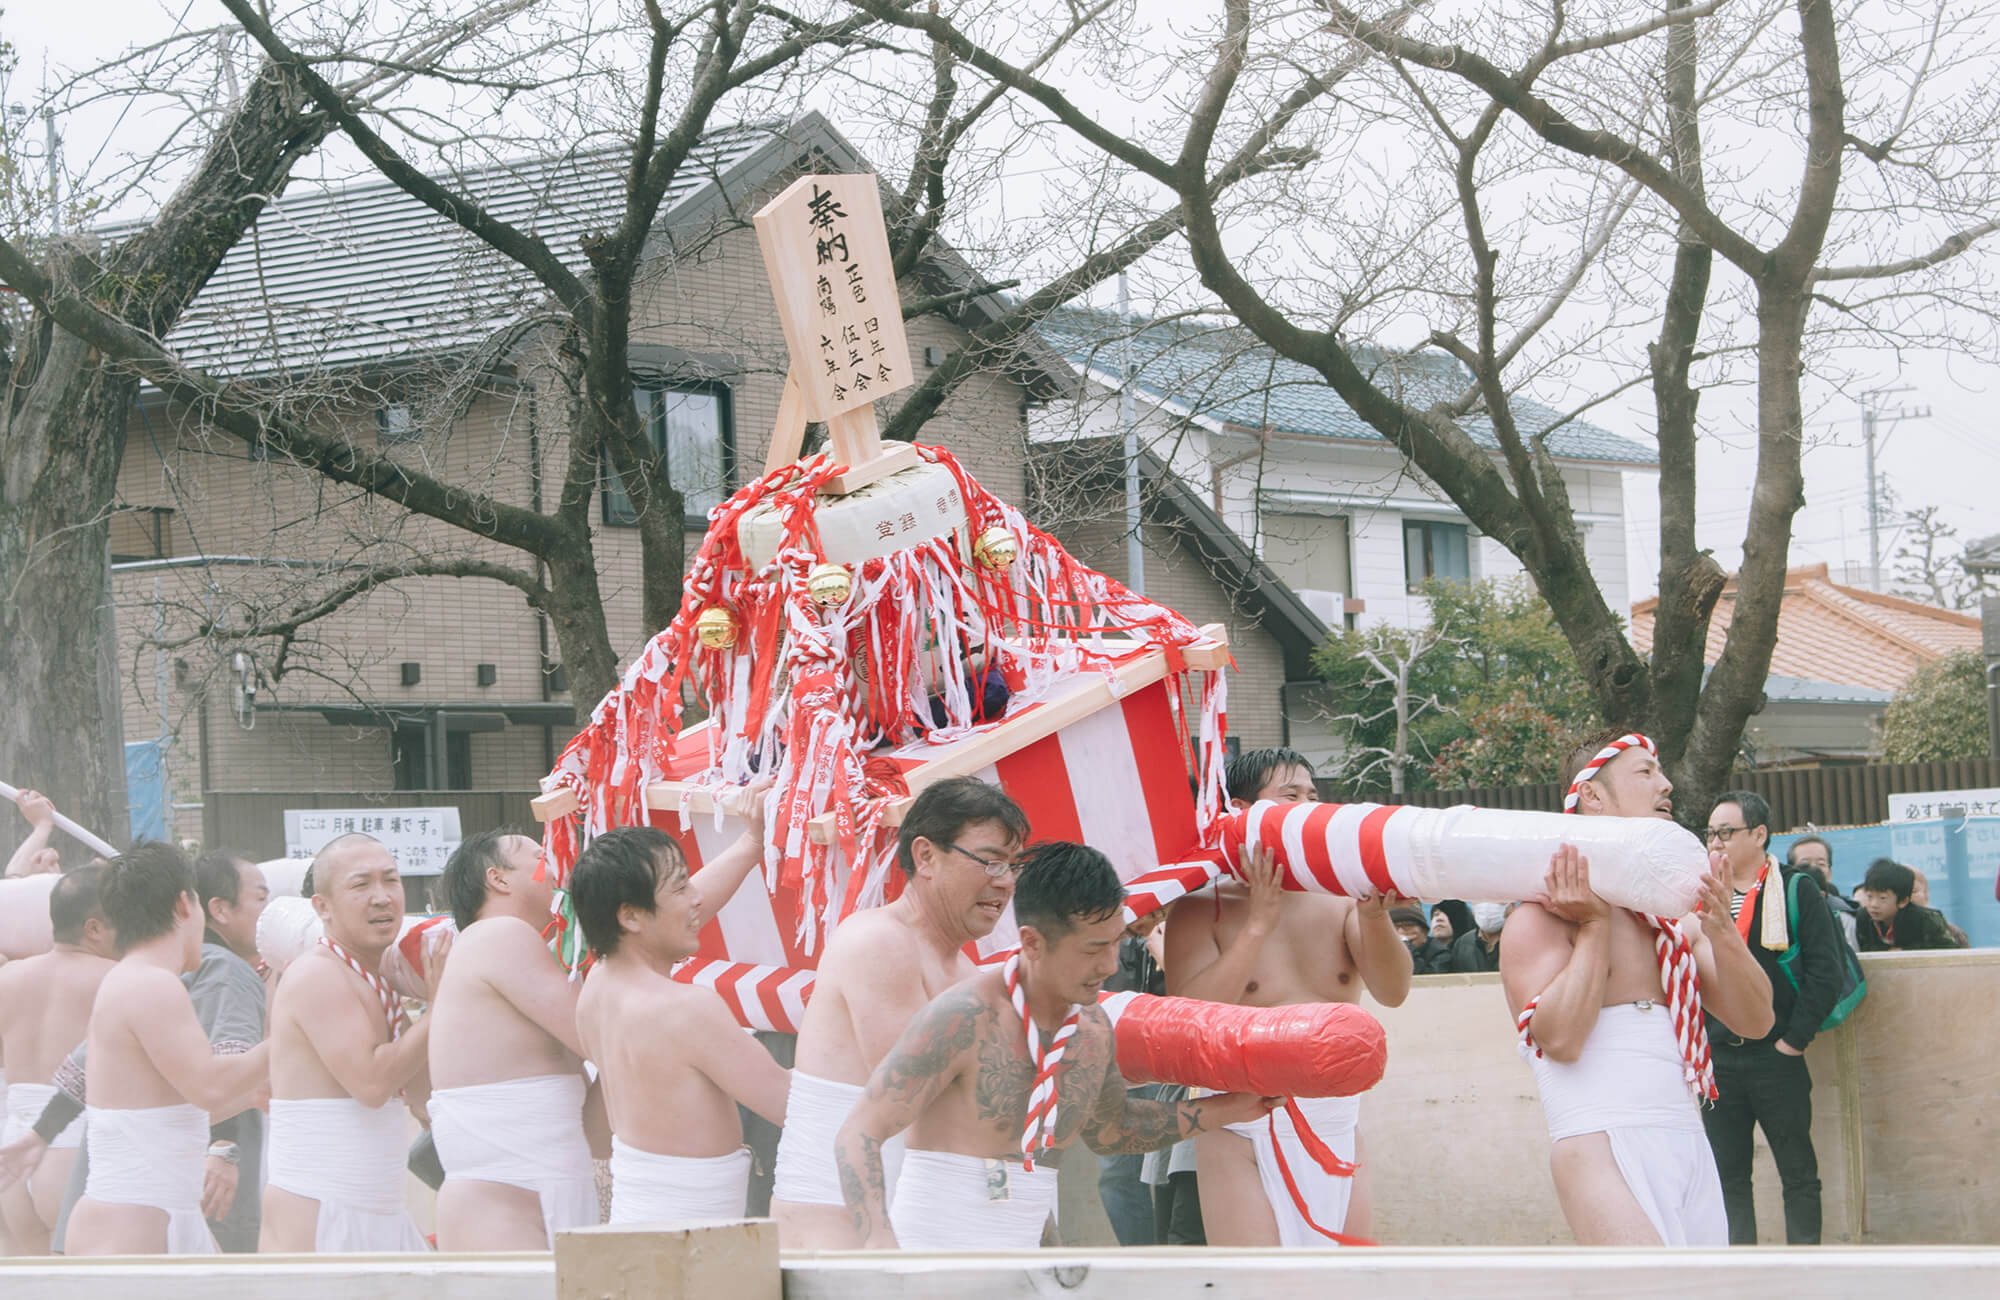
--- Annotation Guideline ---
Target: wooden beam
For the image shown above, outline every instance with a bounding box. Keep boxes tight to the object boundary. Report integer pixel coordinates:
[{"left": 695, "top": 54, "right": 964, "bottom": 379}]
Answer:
[
  {"left": 824, "top": 438, "right": 922, "bottom": 495},
  {"left": 760, "top": 370, "right": 809, "bottom": 478}
]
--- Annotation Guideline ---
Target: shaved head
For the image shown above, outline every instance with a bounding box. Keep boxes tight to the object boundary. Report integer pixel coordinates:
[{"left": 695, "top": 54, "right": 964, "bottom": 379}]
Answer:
[{"left": 312, "top": 833, "right": 391, "bottom": 895}]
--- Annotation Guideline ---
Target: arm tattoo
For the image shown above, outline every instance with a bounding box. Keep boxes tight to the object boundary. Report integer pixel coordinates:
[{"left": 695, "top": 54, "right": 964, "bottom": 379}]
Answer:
[
  {"left": 1083, "top": 1095, "right": 1207, "bottom": 1156},
  {"left": 836, "top": 1133, "right": 886, "bottom": 1242},
  {"left": 869, "top": 986, "right": 985, "bottom": 1109}
]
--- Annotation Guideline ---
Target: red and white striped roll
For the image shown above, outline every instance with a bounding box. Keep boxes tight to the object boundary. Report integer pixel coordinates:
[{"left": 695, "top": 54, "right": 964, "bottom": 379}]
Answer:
[
  {"left": 672, "top": 955, "right": 816, "bottom": 1035},
  {"left": 1190, "top": 799, "right": 1709, "bottom": 918}
]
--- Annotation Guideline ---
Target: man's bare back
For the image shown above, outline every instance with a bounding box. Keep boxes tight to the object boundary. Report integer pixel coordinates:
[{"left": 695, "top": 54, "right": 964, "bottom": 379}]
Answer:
[
  {"left": 794, "top": 904, "right": 978, "bottom": 1084},
  {"left": 0, "top": 949, "right": 112, "bottom": 1085}
]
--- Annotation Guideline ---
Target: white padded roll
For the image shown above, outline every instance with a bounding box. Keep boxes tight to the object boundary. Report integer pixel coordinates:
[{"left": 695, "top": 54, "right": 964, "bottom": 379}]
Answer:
[
  {"left": 256, "top": 894, "right": 323, "bottom": 972},
  {"left": 1404, "top": 806, "right": 1708, "bottom": 918},
  {"left": 737, "top": 460, "right": 968, "bottom": 568},
  {"left": 0, "top": 874, "right": 59, "bottom": 959}
]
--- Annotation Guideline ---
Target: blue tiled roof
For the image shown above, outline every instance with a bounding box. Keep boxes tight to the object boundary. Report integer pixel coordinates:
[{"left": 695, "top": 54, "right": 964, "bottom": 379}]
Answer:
[
  {"left": 1035, "top": 306, "right": 1657, "bottom": 467},
  {"left": 1762, "top": 674, "right": 1893, "bottom": 705}
]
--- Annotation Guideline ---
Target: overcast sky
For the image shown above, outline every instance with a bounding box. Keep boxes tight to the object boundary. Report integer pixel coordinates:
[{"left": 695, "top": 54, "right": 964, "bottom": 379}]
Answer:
[{"left": 8, "top": 1, "right": 1996, "bottom": 607}]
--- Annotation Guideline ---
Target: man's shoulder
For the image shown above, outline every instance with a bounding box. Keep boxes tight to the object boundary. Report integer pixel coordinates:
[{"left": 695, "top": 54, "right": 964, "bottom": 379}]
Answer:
[{"left": 820, "top": 906, "right": 920, "bottom": 966}]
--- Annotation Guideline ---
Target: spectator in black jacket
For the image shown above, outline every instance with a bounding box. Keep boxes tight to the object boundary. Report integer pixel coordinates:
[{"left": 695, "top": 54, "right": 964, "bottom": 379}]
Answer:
[
  {"left": 1702, "top": 791, "right": 1843, "bottom": 1245},
  {"left": 1393, "top": 906, "right": 1450, "bottom": 974},
  {"left": 1856, "top": 860, "right": 1962, "bottom": 952},
  {"left": 1786, "top": 836, "right": 1861, "bottom": 950},
  {"left": 1444, "top": 902, "right": 1510, "bottom": 973}
]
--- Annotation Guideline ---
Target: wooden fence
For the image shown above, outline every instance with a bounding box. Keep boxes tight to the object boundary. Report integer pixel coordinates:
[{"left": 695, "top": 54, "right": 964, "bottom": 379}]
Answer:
[
  {"left": 203, "top": 789, "right": 542, "bottom": 862},
  {"left": 1372, "top": 756, "right": 2000, "bottom": 830}
]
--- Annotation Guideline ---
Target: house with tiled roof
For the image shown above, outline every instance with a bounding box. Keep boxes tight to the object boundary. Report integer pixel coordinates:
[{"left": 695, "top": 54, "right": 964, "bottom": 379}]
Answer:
[
  {"left": 1026, "top": 305, "right": 1658, "bottom": 765},
  {"left": 1629, "top": 563, "right": 1983, "bottom": 764}
]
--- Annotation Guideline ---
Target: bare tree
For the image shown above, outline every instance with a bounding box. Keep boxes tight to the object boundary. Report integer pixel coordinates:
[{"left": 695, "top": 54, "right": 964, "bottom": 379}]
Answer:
[
  {"left": 1325, "top": 623, "right": 1462, "bottom": 796},
  {"left": 1891, "top": 505, "right": 1992, "bottom": 611},
  {"left": 850, "top": 0, "right": 2000, "bottom": 817}
]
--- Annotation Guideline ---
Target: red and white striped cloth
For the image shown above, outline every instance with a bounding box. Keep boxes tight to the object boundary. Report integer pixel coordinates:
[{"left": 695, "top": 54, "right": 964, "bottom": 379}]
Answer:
[
  {"left": 670, "top": 956, "right": 815, "bottom": 1035},
  {"left": 320, "top": 935, "right": 405, "bottom": 1041}
]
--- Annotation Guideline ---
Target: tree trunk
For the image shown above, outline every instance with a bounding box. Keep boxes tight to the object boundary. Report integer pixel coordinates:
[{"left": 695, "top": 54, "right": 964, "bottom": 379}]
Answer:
[
  {"left": 0, "top": 315, "right": 137, "bottom": 855},
  {"left": 542, "top": 532, "right": 622, "bottom": 715}
]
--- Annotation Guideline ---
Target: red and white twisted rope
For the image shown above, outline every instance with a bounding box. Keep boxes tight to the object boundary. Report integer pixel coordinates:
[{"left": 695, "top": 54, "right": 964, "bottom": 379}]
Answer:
[
  {"left": 320, "top": 935, "right": 405, "bottom": 1041},
  {"left": 1004, "top": 952, "right": 1079, "bottom": 1171}
]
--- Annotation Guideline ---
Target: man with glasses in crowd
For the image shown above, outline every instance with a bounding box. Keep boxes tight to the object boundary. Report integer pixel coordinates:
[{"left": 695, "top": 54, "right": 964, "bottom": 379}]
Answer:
[
  {"left": 1702, "top": 790, "right": 1843, "bottom": 1244},
  {"left": 771, "top": 777, "right": 1031, "bottom": 1248}
]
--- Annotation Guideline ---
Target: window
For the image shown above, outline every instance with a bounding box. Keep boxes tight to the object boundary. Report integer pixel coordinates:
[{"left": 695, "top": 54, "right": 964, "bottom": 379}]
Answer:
[
  {"left": 376, "top": 404, "right": 421, "bottom": 445},
  {"left": 110, "top": 506, "right": 178, "bottom": 562},
  {"left": 1260, "top": 511, "right": 1354, "bottom": 600},
  {"left": 603, "top": 384, "right": 734, "bottom": 527},
  {"left": 1404, "top": 519, "right": 1470, "bottom": 589},
  {"left": 392, "top": 725, "right": 471, "bottom": 791}
]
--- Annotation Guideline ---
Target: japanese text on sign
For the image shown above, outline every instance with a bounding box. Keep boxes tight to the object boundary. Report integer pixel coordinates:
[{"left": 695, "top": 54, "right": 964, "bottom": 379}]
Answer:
[{"left": 283, "top": 806, "right": 463, "bottom": 877}]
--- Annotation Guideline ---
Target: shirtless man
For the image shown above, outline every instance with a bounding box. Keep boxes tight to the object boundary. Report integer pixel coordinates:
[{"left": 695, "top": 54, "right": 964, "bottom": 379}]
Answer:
[
  {"left": 1165, "top": 748, "right": 1412, "bottom": 1245},
  {"left": 771, "top": 776, "right": 1031, "bottom": 1248},
  {"left": 572, "top": 826, "right": 792, "bottom": 1225},
  {"left": 835, "top": 841, "right": 1278, "bottom": 1249},
  {"left": 64, "top": 845, "right": 270, "bottom": 1255},
  {"left": 428, "top": 829, "right": 598, "bottom": 1248},
  {"left": 1499, "top": 730, "right": 1774, "bottom": 1246},
  {"left": 0, "top": 866, "right": 114, "bottom": 1253},
  {"left": 262, "top": 833, "right": 446, "bottom": 1253}
]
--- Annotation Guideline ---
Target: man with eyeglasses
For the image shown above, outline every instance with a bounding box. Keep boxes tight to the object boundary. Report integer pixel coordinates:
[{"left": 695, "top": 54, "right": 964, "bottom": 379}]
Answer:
[
  {"left": 1702, "top": 789, "right": 1842, "bottom": 1245},
  {"left": 771, "top": 776, "right": 1031, "bottom": 1249}
]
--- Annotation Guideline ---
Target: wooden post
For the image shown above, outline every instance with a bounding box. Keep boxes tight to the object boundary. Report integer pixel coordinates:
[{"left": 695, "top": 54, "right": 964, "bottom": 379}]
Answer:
[
  {"left": 760, "top": 371, "right": 809, "bottom": 478},
  {"left": 554, "top": 1221, "right": 779, "bottom": 1300}
]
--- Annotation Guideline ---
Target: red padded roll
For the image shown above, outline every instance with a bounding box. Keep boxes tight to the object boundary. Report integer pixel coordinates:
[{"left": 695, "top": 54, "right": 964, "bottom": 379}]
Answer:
[{"left": 1105, "top": 992, "right": 1387, "bottom": 1097}]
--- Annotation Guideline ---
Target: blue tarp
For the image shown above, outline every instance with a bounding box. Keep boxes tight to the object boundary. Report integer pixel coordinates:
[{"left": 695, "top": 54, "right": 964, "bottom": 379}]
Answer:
[
  {"left": 1772, "top": 820, "right": 1999, "bottom": 949},
  {"left": 124, "top": 740, "right": 168, "bottom": 845}
]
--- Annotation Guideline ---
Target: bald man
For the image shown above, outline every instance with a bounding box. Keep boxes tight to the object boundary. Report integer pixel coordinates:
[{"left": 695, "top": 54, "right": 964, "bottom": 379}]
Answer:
[
  {"left": 0, "top": 867, "right": 115, "bottom": 1253},
  {"left": 427, "top": 830, "right": 598, "bottom": 1248},
  {"left": 262, "top": 834, "right": 446, "bottom": 1252}
]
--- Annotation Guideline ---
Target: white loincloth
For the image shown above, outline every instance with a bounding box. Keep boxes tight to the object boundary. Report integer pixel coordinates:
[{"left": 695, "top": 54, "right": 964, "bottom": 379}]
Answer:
[
  {"left": 1220, "top": 1093, "right": 1359, "bottom": 1246},
  {"left": 888, "top": 1148, "right": 1058, "bottom": 1250},
  {"left": 771, "top": 1070, "right": 904, "bottom": 1206},
  {"left": 430, "top": 1073, "right": 597, "bottom": 1241},
  {"left": 80, "top": 1104, "right": 218, "bottom": 1254},
  {"left": 607, "top": 1137, "right": 751, "bottom": 1226},
  {"left": 1524, "top": 1001, "right": 1728, "bottom": 1246},
  {"left": 6, "top": 1081, "right": 81, "bottom": 1149},
  {"left": 267, "top": 1096, "right": 429, "bottom": 1252}
]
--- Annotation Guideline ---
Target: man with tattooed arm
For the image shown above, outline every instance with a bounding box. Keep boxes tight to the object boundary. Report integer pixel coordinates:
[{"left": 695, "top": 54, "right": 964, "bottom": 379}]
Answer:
[{"left": 834, "top": 842, "right": 1278, "bottom": 1250}]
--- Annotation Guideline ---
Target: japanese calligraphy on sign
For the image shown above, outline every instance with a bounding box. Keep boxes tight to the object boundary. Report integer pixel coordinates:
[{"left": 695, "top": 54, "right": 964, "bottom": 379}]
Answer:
[
  {"left": 283, "top": 806, "right": 464, "bottom": 877},
  {"left": 1887, "top": 788, "right": 2000, "bottom": 822},
  {"left": 754, "top": 173, "right": 915, "bottom": 420}
]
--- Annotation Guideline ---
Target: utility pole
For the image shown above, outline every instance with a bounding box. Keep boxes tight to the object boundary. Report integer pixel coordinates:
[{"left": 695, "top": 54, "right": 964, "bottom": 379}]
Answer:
[
  {"left": 1118, "top": 272, "right": 1144, "bottom": 597},
  {"left": 1859, "top": 385, "right": 1927, "bottom": 590}
]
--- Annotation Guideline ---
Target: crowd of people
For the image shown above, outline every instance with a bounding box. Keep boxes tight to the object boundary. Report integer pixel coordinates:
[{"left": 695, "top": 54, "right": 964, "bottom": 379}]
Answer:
[{"left": 0, "top": 746, "right": 1983, "bottom": 1257}]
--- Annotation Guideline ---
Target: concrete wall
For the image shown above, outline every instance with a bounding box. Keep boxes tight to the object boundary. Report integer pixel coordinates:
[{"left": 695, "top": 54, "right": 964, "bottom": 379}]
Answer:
[{"left": 1355, "top": 949, "right": 1998, "bottom": 1245}]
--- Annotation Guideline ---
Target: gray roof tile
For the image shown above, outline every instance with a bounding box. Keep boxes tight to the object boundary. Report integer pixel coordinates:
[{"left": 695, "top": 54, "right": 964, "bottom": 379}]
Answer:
[{"left": 1035, "top": 305, "right": 1657, "bottom": 467}]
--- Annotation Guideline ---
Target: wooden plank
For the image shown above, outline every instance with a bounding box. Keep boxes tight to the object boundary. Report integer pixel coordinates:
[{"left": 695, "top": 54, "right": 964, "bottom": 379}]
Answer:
[
  {"left": 824, "top": 403, "right": 884, "bottom": 478},
  {"left": 0, "top": 1255, "right": 553, "bottom": 1300},
  {"left": 760, "top": 370, "right": 809, "bottom": 477},
  {"left": 824, "top": 437, "right": 922, "bottom": 495},
  {"left": 531, "top": 788, "right": 578, "bottom": 821}
]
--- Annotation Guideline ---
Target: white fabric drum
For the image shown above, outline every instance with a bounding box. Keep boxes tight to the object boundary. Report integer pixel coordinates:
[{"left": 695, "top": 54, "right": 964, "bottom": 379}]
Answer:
[
  {"left": 0, "top": 874, "right": 59, "bottom": 959},
  {"left": 737, "top": 460, "right": 968, "bottom": 569},
  {"left": 256, "top": 894, "right": 324, "bottom": 972}
]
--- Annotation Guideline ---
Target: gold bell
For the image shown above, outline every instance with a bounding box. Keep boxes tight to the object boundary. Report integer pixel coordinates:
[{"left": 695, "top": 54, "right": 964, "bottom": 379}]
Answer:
[
  {"left": 694, "top": 606, "right": 738, "bottom": 650},
  {"left": 974, "top": 526, "right": 1019, "bottom": 571},
  {"left": 807, "top": 562, "right": 854, "bottom": 606}
]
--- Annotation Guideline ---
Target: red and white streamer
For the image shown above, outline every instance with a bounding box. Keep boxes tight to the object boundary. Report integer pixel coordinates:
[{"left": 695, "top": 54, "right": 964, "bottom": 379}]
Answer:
[
  {"left": 320, "top": 935, "right": 405, "bottom": 1041},
  {"left": 1005, "top": 952, "right": 1079, "bottom": 1171}
]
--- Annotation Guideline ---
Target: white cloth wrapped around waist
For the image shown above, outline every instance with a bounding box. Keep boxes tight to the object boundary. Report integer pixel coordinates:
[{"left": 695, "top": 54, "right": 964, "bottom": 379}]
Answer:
[
  {"left": 1219, "top": 1093, "right": 1360, "bottom": 1246},
  {"left": 82, "top": 1103, "right": 218, "bottom": 1255},
  {"left": 888, "top": 1148, "right": 1059, "bottom": 1250},
  {"left": 6, "top": 1081, "right": 80, "bottom": 1148},
  {"left": 1525, "top": 1002, "right": 1706, "bottom": 1141},
  {"left": 431, "top": 1073, "right": 598, "bottom": 1239},
  {"left": 608, "top": 1137, "right": 751, "bottom": 1226},
  {"left": 268, "top": 1095, "right": 428, "bottom": 1252},
  {"left": 772, "top": 1070, "right": 904, "bottom": 1206}
]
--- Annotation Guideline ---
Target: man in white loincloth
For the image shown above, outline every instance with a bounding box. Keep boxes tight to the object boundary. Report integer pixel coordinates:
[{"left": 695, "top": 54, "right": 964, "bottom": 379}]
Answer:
[
  {"left": 262, "top": 833, "right": 448, "bottom": 1252},
  {"left": 1500, "top": 730, "right": 1773, "bottom": 1245},
  {"left": 63, "top": 845, "right": 270, "bottom": 1255},
  {"left": 572, "top": 827, "right": 792, "bottom": 1226},
  {"left": 428, "top": 830, "right": 599, "bottom": 1248},
  {"left": 0, "top": 866, "right": 114, "bottom": 1253},
  {"left": 771, "top": 777, "right": 1031, "bottom": 1248},
  {"left": 835, "top": 841, "right": 1278, "bottom": 1250},
  {"left": 1166, "top": 747, "right": 1412, "bottom": 1245}
]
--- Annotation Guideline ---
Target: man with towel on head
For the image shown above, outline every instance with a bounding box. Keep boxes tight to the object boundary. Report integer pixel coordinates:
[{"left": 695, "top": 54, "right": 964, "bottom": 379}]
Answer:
[
  {"left": 63, "top": 845, "right": 270, "bottom": 1255},
  {"left": 0, "top": 866, "right": 115, "bottom": 1253},
  {"left": 1499, "top": 730, "right": 1773, "bottom": 1245},
  {"left": 771, "top": 777, "right": 1031, "bottom": 1248},
  {"left": 262, "top": 833, "right": 448, "bottom": 1252},
  {"left": 427, "top": 830, "right": 599, "bottom": 1248},
  {"left": 835, "top": 841, "right": 1278, "bottom": 1250},
  {"left": 572, "top": 827, "right": 791, "bottom": 1226}
]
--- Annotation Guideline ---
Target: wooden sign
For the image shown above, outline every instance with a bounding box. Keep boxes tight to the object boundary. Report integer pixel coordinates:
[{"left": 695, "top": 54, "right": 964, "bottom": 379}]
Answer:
[{"left": 753, "top": 174, "right": 916, "bottom": 423}]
